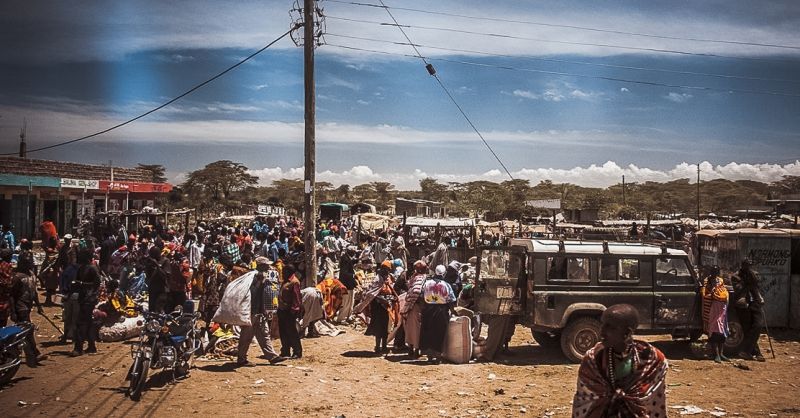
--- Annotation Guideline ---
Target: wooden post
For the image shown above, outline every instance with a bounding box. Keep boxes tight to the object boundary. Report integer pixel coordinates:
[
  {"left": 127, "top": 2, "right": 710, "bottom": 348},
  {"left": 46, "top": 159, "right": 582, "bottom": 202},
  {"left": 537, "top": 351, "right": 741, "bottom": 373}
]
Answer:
[{"left": 302, "top": 0, "right": 317, "bottom": 288}]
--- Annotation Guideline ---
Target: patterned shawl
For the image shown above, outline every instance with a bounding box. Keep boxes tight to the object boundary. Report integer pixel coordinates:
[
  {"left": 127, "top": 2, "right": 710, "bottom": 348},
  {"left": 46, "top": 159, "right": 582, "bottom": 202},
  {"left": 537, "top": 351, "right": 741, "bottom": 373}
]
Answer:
[{"left": 573, "top": 340, "right": 668, "bottom": 418}]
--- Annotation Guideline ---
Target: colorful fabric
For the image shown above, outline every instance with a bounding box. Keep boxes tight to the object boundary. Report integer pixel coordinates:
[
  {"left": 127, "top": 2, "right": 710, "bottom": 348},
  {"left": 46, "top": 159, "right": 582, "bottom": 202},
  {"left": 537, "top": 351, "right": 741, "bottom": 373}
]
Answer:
[
  {"left": 223, "top": 243, "right": 241, "bottom": 264},
  {"left": 316, "top": 277, "right": 348, "bottom": 319},
  {"left": 422, "top": 278, "right": 455, "bottom": 305},
  {"left": 701, "top": 276, "right": 729, "bottom": 335},
  {"left": 402, "top": 273, "right": 426, "bottom": 314},
  {"left": 573, "top": 340, "right": 668, "bottom": 418}
]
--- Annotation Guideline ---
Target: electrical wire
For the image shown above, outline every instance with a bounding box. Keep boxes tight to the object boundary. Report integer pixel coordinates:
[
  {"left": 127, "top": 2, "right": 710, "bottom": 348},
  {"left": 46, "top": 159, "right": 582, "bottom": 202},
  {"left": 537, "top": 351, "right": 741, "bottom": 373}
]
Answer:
[
  {"left": 374, "top": 0, "right": 514, "bottom": 180},
  {"left": 3, "top": 25, "right": 300, "bottom": 156},
  {"left": 324, "top": 43, "right": 800, "bottom": 98},
  {"left": 326, "top": 15, "right": 800, "bottom": 64},
  {"left": 325, "top": 0, "right": 800, "bottom": 52},
  {"left": 326, "top": 33, "right": 800, "bottom": 84}
]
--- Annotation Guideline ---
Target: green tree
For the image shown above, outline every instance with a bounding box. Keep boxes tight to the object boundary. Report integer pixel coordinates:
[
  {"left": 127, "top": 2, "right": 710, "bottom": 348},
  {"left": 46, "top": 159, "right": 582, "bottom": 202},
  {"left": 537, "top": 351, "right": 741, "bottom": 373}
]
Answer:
[
  {"left": 182, "top": 160, "right": 258, "bottom": 210},
  {"left": 137, "top": 163, "right": 167, "bottom": 183}
]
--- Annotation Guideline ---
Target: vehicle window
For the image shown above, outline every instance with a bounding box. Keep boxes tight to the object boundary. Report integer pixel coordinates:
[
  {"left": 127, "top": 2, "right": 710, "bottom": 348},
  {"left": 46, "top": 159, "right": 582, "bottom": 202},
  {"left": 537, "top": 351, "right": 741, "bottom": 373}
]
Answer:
[
  {"left": 546, "top": 256, "right": 590, "bottom": 282},
  {"left": 599, "top": 258, "right": 640, "bottom": 282},
  {"left": 480, "top": 249, "right": 521, "bottom": 279},
  {"left": 656, "top": 257, "right": 694, "bottom": 286}
]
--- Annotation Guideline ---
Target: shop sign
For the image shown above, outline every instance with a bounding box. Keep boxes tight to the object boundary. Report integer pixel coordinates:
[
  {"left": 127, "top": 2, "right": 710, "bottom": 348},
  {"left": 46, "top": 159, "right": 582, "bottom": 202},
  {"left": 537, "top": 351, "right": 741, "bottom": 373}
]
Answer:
[{"left": 60, "top": 178, "right": 100, "bottom": 189}]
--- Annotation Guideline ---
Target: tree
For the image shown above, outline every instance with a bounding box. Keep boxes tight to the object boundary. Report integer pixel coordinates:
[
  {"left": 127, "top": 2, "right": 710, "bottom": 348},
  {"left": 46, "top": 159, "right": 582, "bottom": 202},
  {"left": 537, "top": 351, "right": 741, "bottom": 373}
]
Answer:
[
  {"left": 419, "top": 178, "right": 448, "bottom": 203},
  {"left": 137, "top": 163, "right": 167, "bottom": 183},
  {"left": 181, "top": 160, "right": 258, "bottom": 209}
]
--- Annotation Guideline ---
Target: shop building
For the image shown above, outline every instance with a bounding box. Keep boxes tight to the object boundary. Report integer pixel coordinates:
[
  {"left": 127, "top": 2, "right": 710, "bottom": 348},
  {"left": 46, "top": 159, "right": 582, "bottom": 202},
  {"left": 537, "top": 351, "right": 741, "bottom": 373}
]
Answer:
[{"left": 0, "top": 157, "right": 172, "bottom": 239}]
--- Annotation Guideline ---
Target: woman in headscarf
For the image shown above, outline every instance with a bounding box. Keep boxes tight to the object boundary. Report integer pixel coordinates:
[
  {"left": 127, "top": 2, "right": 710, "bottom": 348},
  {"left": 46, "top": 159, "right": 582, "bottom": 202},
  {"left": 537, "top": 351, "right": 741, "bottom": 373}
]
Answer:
[
  {"left": 419, "top": 264, "right": 456, "bottom": 363},
  {"left": 356, "top": 260, "right": 398, "bottom": 353},
  {"left": 402, "top": 260, "right": 428, "bottom": 358},
  {"left": 701, "top": 265, "right": 729, "bottom": 362}
]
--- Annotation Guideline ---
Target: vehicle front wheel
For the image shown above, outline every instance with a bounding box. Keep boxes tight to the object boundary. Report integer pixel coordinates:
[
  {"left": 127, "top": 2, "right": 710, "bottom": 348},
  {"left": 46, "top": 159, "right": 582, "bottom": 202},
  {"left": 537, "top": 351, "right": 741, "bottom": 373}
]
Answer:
[
  {"left": 560, "top": 317, "right": 602, "bottom": 363},
  {"left": 724, "top": 317, "right": 745, "bottom": 356},
  {"left": 128, "top": 357, "right": 150, "bottom": 401}
]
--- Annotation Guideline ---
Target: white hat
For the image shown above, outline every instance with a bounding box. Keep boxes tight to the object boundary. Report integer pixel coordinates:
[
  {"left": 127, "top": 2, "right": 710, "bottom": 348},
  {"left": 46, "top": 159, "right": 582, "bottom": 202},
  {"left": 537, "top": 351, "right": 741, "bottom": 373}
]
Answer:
[
  {"left": 64, "top": 234, "right": 73, "bottom": 240},
  {"left": 435, "top": 265, "right": 446, "bottom": 275}
]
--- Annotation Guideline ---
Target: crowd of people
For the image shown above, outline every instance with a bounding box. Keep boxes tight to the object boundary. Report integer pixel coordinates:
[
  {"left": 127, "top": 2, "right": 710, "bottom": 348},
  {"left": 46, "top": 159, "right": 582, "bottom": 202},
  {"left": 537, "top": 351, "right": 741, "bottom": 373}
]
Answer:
[{"left": 0, "top": 214, "right": 774, "bottom": 416}]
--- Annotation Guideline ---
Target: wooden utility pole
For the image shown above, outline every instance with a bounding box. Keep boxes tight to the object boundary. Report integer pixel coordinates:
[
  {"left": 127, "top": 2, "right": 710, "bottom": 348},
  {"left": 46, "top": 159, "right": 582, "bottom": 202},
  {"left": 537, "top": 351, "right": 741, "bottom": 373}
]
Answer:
[
  {"left": 303, "top": 0, "right": 317, "bottom": 288},
  {"left": 622, "top": 175, "right": 626, "bottom": 206},
  {"left": 696, "top": 163, "right": 701, "bottom": 231}
]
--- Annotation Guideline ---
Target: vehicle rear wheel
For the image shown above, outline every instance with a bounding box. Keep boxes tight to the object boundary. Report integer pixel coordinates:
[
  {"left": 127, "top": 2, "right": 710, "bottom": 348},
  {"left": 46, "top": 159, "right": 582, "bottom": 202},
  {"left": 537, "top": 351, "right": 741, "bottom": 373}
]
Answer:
[
  {"left": 560, "top": 317, "right": 602, "bottom": 363},
  {"left": 531, "top": 330, "right": 561, "bottom": 349}
]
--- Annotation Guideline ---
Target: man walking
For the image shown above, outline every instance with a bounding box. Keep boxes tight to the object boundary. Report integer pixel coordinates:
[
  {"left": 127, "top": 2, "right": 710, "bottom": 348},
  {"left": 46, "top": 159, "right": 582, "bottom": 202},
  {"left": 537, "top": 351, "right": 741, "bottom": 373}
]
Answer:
[{"left": 236, "top": 257, "right": 286, "bottom": 367}]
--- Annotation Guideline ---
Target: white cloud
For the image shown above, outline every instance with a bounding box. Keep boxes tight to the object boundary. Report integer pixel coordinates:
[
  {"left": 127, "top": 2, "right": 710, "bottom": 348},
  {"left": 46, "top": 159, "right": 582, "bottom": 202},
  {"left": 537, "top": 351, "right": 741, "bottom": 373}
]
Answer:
[
  {"left": 512, "top": 89, "right": 540, "bottom": 100},
  {"left": 356, "top": 99, "right": 371, "bottom": 105},
  {"left": 250, "top": 84, "right": 269, "bottom": 91},
  {"left": 665, "top": 92, "right": 693, "bottom": 103},
  {"left": 620, "top": 87, "right": 630, "bottom": 92},
  {"left": 542, "top": 89, "right": 565, "bottom": 102},
  {"left": 243, "top": 161, "right": 800, "bottom": 190}
]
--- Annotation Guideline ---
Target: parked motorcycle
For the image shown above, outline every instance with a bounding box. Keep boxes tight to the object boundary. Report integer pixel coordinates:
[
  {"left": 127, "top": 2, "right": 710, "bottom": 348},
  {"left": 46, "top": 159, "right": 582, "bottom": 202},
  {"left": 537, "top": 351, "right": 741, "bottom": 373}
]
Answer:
[
  {"left": 126, "top": 307, "right": 201, "bottom": 400},
  {"left": 0, "top": 322, "right": 33, "bottom": 386}
]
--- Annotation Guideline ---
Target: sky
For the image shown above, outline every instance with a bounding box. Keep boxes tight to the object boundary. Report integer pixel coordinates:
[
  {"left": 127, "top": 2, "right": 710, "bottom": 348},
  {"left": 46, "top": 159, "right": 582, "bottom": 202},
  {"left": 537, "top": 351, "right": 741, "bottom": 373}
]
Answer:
[{"left": 1, "top": 0, "right": 799, "bottom": 189}]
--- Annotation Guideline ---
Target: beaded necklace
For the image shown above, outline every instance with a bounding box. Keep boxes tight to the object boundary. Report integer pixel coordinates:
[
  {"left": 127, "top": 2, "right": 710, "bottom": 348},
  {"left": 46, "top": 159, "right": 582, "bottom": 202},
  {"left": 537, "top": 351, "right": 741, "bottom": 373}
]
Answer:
[{"left": 607, "top": 343, "right": 639, "bottom": 388}]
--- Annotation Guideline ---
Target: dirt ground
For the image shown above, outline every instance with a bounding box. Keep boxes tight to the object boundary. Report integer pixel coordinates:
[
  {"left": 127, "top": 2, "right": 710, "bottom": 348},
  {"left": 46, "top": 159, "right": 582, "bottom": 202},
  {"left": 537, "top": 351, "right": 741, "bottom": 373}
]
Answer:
[{"left": 2, "top": 302, "right": 800, "bottom": 418}]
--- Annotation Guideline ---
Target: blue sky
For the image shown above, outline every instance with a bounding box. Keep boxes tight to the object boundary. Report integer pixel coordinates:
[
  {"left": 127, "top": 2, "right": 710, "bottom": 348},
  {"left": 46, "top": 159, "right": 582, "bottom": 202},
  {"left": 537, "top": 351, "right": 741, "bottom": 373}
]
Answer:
[{"left": 1, "top": 0, "right": 799, "bottom": 188}]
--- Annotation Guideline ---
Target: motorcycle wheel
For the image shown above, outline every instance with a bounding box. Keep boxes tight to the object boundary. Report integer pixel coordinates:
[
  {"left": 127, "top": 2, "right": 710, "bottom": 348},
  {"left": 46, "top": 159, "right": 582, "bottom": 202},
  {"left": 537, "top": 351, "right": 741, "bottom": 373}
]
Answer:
[
  {"left": 0, "top": 363, "right": 20, "bottom": 386},
  {"left": 128, "top": 357, "right": 150, "bottom": 401}
]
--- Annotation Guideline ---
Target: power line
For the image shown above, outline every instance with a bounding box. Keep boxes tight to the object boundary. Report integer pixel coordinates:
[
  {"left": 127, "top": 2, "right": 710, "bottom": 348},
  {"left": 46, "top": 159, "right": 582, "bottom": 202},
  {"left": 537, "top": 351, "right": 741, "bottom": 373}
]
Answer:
[
  {"left": 325, "top": 43, "right": 800, "bottom": 98},
  {"left": 326, "top": 33, "right": 800, "bottom": 84},
  {"left": 3, "top": 26, "right": 300, "bottom": 156},
  {"left": 374, "top": 0, "right": 514, "bottom": 180},
  {"left": 326, "top": 0, "right": 800, "bottom": 52},
  {"left": 326, "top": 15, "right": 800, "bottom": 64}
]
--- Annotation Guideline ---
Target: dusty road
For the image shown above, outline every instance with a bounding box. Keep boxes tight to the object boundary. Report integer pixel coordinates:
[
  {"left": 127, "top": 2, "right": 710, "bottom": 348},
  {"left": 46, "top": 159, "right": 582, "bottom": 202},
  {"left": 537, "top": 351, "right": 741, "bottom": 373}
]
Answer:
[{"left": 2, "top": 303, "right": 800, "bottom": 418}]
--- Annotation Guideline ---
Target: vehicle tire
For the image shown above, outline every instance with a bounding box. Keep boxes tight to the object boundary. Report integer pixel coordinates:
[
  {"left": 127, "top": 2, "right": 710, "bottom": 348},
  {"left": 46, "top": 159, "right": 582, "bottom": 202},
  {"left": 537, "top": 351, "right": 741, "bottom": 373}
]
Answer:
[
  {"left": 128, "top": 357, "right": 150, "bottom": 401},
  {"left": 724, "top": 317, "right": 744, "bottom": 356},
  {"left": 0, "top": 362, "right": 20, "bottom": 386},
  {"left": 560, "top": 317, "right": 602, "bottom": 363},
  {"left": 531, "top": 330, "right": 561, "bottom": 349}
]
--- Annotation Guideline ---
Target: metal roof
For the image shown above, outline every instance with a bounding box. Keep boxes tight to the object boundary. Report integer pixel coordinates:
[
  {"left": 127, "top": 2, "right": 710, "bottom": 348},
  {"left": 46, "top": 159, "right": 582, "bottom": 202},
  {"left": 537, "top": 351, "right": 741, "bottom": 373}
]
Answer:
[{"left": 507, "top": 238, "right": 688, "bottom": 256}]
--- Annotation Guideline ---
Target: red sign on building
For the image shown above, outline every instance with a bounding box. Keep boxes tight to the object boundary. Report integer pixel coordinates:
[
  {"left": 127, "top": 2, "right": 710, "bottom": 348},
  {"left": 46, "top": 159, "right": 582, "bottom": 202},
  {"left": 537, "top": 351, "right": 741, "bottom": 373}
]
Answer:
[{"left": 99, "top": 180, "right": 173, "bottom": 193}]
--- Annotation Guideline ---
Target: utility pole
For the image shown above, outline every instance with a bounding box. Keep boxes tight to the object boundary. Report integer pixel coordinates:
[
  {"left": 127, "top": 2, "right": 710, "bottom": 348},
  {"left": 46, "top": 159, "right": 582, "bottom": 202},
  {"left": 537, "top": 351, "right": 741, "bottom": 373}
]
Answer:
[
  {"left": 696, "top": 163, "right": 701, "bottom": 231},
  {"left": 622, "top": 175, "right": 626, "bottom": 207},
  {"left": 302, "top": 0, "right": 317, "bottom": 288}
]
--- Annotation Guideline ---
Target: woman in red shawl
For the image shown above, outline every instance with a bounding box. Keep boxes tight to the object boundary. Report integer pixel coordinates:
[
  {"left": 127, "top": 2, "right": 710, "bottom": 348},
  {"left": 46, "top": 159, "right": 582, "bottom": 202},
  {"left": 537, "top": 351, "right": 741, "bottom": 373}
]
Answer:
[{"left": 573, "top": 304, "right": 668, "bottom": 418}]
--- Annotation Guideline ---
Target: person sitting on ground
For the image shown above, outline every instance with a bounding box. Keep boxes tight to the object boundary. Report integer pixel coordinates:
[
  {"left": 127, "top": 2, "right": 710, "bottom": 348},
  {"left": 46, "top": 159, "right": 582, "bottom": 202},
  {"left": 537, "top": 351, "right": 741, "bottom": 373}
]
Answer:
[{"left": 572, "top": 304, "right": 668, "bottom": 417}]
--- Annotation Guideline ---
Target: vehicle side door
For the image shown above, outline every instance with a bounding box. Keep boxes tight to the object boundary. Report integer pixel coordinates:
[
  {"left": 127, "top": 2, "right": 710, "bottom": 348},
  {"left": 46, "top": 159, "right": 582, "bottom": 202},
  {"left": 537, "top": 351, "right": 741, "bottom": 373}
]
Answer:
[{"left": 653, "top": 256, "right": 699, "bottom": 329}]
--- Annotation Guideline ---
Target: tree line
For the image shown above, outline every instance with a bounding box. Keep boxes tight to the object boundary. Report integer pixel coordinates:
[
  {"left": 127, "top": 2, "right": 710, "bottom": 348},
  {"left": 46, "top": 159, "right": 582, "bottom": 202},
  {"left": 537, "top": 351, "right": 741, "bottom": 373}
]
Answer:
[{"left": 140, "top": 160, "right": 800, "bottom": 220}]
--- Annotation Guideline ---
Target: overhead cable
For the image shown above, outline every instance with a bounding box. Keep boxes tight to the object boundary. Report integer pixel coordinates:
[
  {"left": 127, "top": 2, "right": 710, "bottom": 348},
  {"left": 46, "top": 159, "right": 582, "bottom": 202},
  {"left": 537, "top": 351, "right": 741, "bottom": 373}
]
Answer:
[
  {"left": 325, "top": 43, "right": 800, "bottom": 98},
  {"left": 326, "top": 33, "right": 800, "bottom": 84},
  {"left": 325, "top": 15, "right": 800, "bottom": 64},
  {"left": 2, "top": 26, "right": 300, "bottom": 156},
  {"left": 374, "top": 0, "right": 514, "bottom": 180},
  {"left": 325, "top": 0, "right": 800, "bottom": 52}
]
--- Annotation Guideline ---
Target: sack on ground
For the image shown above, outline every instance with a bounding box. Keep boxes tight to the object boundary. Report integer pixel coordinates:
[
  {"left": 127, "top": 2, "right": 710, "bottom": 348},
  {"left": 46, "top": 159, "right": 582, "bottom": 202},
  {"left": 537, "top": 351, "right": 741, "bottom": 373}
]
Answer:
[
  {"left": 212, "top": 271, "right": 257, "bottom": 327},
  {"left": 443, "top": 315, "right": 472, "bottom": 364},
  {"left": 98, "top": 315, "right": 144, "bottom": 342}
]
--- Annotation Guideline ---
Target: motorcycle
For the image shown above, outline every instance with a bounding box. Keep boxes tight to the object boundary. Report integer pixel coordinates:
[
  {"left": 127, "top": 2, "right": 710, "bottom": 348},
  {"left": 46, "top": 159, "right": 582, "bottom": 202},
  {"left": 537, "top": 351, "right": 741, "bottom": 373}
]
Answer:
[
  {"left": 126, "top": 307, "right": 201, "bottom": 401},
  {"left": 0, "top": 322, "right": 33, "bottom": 386}
]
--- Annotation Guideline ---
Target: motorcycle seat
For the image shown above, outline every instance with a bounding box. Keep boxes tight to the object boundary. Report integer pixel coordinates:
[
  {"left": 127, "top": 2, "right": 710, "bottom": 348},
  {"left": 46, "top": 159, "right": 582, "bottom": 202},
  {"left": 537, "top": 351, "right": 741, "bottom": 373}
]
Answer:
[
  {"left": 0, "top": 326, "right": 23, "bottom": 342},
  {"left": 170, "top": 335, "right": 187, "bottom": 344}
]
